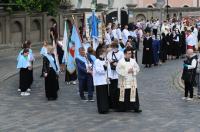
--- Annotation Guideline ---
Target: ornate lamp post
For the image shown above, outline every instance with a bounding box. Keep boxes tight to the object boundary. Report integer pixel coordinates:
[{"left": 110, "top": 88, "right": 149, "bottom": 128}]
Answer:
[{"left": 166, "top": 0, "right": 169, "bottom": 20}]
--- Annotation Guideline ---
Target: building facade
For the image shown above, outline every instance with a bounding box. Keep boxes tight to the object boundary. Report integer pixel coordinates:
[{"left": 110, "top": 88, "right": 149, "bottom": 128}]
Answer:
[
  {"left": 0, "top": 0, "right": 200, "bottom": 48},
  {"left": 70, "top": 0, "right": 199, "bottom": 9}
]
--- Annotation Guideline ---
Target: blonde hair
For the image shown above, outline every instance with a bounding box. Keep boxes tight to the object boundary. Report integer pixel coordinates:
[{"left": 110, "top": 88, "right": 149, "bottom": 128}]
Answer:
[{"left": 46, "top": 45, "right": 54, "bottom": 53}]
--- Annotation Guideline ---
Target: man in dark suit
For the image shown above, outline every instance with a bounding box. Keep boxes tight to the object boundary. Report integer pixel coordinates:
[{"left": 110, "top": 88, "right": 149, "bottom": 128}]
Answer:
[{"left": 75, "top": 47, "right": 94, "bottom": 101}]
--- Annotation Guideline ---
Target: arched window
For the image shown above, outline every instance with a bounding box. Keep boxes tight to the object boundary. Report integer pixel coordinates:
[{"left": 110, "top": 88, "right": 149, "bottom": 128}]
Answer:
[
  {"left": 136, "top": 14, "right": 146, "bottom": 21},
  {"left": 147, "top": 5, "right": 153, "bottom": 8},
  {"left": 11, "top": 21, "right": 22, "bottom": 33},
  {"left": 31, "top": 20, "right": 41, "bottom": 31},
  {"left": 31, "top": 19, "right": 41, "bottom": 42},
  {"left": 183, "top": 5, "right": 189, "bottom": 8},
  {"left": 165, "top": 5, "right": 171, "bottom": 8},
  {"left": 11, "top": 21, "right": 23, "bottom": 43}
]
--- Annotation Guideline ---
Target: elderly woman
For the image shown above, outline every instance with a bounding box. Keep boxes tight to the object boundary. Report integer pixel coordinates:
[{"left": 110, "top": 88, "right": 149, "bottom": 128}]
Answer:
[{"left": 43, "top": 45, "right": 60, "bottom": 101}]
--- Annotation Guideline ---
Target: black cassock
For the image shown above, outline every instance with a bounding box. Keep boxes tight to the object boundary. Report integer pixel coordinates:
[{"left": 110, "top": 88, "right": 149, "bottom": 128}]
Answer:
[
  {"left": 159, "top": 36, "right": 168, "bottom": 62},
  {"left": 172, "top": 34, "right": 180, "bottom": 57},
  {"left": 43, "top": 56, "right": 59, "bottom": 100},
  {"left": 180, "top": 31, "right": 186, "bottom": 55},
  {"left": 96, "top": 85, "right": 109, "bottom": 114},
  {"left": 142, "top": 37, "right": 153, "bottom": 65},
  {"left": 116, "top": 89, "right": 140, "bottom": 112},
  {"left": 57, "top": 44, "right": 64, "bottom": 65},
  {"left": 166, "top": 33, "right": 172, "bottom": 56}
]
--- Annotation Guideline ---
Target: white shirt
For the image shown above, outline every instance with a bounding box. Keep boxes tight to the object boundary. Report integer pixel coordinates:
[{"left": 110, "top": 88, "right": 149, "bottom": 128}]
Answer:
[
  {"left": 93, "top": 59, "right": 110, "bottom": 86},
  {"left": 152, "top": 22, "right": 159, "bottom": 29},
  {"left": 107, "top": 50, "right": 124, "bottom": 79},
  {"left": 186, "top": 34, "right": 196, "bottom": 46},
  {"left": 122, "top": 29, "right": 130, "bottom": 44},
  {"left": 111, "top": 29, "right": 118, "bottom": 39},
  {"left": 187, "top": 54, "right": 198, "bottom": 70},
  {"left": 104, "top": 32, "right": 112, "bottom": 45},
  {"left": 116, "top": 28, "right": 122, "bottom": 40},
  {"left": 130, "top": 31, "right": 137, "bottom": 38},
  {"left": 193, "top": 28, "right": 198, "bottom": 45}
]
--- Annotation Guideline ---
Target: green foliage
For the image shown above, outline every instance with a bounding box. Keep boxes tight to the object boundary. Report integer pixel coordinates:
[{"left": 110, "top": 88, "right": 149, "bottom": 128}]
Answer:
[
  {"left": 3, "top": 0, "right": 61, "bottom": 16},
  {"left": 15, "top": 0, "right": 42, "bottom": 12}
]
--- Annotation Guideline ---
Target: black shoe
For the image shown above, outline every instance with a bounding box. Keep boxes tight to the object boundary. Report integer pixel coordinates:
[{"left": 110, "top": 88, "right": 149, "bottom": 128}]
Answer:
[
  {"left": 134, "top": 109, "right": 142, "bottom": 113},
  {"left": 81, "top": 96, "right": 87, "bottom": 101},
  {"left": 48, "top": 97, "right": 57, "bottom": 101},
  {"left": 99, "top": 111, "right": 109, "bottom": 114}
]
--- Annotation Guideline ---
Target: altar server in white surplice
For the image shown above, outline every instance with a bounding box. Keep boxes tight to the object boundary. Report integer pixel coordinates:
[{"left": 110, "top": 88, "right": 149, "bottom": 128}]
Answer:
[{"left": 93, "top": 48, "right": 111, "bottom": 114}]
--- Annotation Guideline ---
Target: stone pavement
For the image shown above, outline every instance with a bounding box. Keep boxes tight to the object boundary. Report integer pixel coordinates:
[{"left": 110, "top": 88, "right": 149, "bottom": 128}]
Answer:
[{"left": 1, "top": 51, "right": 200, "bottom": 132}]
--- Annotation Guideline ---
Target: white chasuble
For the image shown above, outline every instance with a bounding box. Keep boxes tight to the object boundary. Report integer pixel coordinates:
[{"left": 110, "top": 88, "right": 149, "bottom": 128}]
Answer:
[{"left": 116, "top": 58, "right": 140, "bottom": 102}]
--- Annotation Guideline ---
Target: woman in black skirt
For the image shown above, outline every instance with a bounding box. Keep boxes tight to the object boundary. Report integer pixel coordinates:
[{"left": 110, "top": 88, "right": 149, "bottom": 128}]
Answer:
[
  {"left": 160, "top": 33, "right": 168, "bottom": 63},
  {"left": 43, "top": 45, "right": 60, "bottom": 101}
]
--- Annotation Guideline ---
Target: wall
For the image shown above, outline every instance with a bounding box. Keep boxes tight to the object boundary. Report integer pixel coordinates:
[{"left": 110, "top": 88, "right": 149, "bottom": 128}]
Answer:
[{"left": 0, "top": 11, "right": 83, "bottom": 48}]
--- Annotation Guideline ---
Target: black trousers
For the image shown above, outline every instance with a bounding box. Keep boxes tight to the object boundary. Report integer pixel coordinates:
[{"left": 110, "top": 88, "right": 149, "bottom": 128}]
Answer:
[
  {"left": 109, "top": 79, "right": 118, "bottom": 109},
  {"left": 184, "top": 81, "right": 194, "bottom": 98},
  {"left": 96, "top": 85, "right": 109, "bottom": 114},
  {"left": 19, "top": 68, "right": 31, "bottom": 92},
  {"left": 153, "top": 29, "right": 158, "bottom": 38},
  {"left": 117, "top": 89, "right": 140, "bottom": 112}
]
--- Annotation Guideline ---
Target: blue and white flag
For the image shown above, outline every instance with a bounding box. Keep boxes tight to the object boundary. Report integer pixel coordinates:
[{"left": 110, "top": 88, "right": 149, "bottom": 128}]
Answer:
[
  {"left": 71, "top": 25, "right": 82, "bottom": 57},
  {"left": 91, "top": 11, "right": 99, "bottom": 50},
  {"left": 62, "top": 21, "right": 69, "bottom": 64}
]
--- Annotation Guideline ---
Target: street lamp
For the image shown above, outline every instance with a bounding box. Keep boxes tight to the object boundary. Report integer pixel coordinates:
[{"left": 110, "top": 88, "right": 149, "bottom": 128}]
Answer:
[{"left": 166, "top": 0, "right": 169, "bottom": 20}]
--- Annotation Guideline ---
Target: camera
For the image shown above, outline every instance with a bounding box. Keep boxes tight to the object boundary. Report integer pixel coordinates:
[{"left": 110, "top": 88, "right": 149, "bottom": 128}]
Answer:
[{"left": 110, "top": 59, "right": 118, "bottom": 70}]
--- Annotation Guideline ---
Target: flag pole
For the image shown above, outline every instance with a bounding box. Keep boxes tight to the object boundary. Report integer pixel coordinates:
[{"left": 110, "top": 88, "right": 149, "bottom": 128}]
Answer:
[{"left": 53, "top": 35, "right": 60, "bottom": 73}]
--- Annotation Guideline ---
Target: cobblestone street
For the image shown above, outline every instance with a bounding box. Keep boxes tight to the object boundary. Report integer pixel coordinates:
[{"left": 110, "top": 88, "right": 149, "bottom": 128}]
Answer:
[{"left": 0, "top": 50, "right": 200, "bottom": 132}]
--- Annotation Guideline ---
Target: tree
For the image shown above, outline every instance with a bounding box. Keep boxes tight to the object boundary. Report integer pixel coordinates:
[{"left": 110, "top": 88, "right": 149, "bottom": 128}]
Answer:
[{"left": 4, "top": 0, "right": 61, "bottom": 16}]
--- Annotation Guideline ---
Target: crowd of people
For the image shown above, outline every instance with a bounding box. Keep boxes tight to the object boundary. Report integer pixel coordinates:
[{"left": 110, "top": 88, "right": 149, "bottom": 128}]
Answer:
[{"left": 16, "top": 17, "right": 200, "bottom": 114}]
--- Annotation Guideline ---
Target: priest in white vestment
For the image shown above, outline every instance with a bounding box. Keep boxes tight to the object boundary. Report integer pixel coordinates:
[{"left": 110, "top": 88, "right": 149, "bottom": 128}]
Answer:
[{"left": 116, "top": 47, "right": 142, "bottom": 113}]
